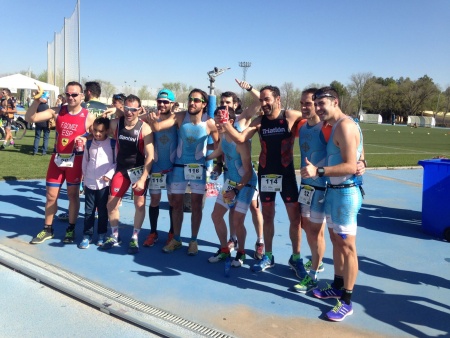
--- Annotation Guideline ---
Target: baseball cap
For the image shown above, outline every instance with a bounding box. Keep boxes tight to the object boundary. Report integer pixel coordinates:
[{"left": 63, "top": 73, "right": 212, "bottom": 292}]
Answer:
[
  {"left": 41, "top": 91, "right": 49, "bottom": 102},
  {"left": 157, "top": 89, "right": 175, "bottom": 102}
]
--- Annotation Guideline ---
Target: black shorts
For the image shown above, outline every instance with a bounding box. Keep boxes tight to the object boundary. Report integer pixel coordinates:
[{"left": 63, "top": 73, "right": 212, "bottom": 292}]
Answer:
[
  {"left": 258, "top": 163, "right": 299, "bottom": 203},
  {"left": 3, "top": 116, "right": 11, "bottom": 128}
]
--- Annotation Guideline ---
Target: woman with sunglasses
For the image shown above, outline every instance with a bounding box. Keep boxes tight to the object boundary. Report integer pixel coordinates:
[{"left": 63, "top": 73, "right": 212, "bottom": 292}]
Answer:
[{"left": 25, "top": 81, "right": 96, "bottom": 245}]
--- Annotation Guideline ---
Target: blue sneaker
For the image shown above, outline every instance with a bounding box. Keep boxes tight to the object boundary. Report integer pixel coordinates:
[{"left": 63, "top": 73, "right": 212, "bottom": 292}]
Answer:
[
  {"left": 252, "top": 254, "right": 275, "bottom": 272},
  {"left": 96, "top": 233, "right": 106, "bottom": 246},
  {"left": 288, "top": 256, "right": 307, "bottom": 279},
  {"left": 78, "top": 235, "right": 92, "bottom": 249},
  {"left": 128, "top": 238, "right": 139, "bottom": 254},
  {"left": 326, "top": 300, "right": 353, "bottom": 321},
  {"left": 313, "top": 283, "right": 343, "bottom": 299}
]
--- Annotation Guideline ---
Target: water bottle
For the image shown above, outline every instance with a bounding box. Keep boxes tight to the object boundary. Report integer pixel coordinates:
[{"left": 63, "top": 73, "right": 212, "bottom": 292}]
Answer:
[{"left": 224, "top": 256, "right": 231, "bottom": 277}]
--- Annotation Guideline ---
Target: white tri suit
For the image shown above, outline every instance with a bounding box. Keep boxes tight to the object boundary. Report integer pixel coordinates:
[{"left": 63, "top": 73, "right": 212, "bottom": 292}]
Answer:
[
  {"left": 298, "top": 121, "right": 331, "bottom": 224},
  {"left": 324, "top": 117, "right": 363, "bottom": 237},
  {"left": 216, "top": 135, "right": 258, "bottom": 214},
  {"left": 149, "top": 122, "right": 178, "bottom": 194},
  {"left": 171, "top": 113, "right": 209, "bottom": 195}
]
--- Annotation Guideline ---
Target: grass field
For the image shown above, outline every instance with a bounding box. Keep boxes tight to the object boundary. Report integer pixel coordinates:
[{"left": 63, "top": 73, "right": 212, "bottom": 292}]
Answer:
[
  {"left": 250, "top": 123, "right": 450, "bottom": 168},
  {"left": 1, "top": 123, "right": 449, "bottom": 180}
]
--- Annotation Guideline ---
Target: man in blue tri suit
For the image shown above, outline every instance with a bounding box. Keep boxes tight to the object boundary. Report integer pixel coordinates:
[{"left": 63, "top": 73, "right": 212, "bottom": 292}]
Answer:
[
  {"left": 142, "top": 89, "right": 178, "bottom": 247},
  {"left": 302, "top": 86, "right": 364, "bottom": 322},
  {"left": 148, "top": 88, "right": 219, "bottom": 256}
]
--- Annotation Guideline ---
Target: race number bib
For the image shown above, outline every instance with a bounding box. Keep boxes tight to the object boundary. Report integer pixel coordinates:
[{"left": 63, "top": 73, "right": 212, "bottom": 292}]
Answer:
[
  {"left": 184, "top": 163, "right": 203, "bottom": 180},
  {"left": 298, "top": 184, "right": 315, "bottom": 205},
  {"left": 261, "top": 174, "right": 283, "bottom": 192},
  {"left": 149, "top": 173, "right": 167, "bottom": 190},
  {"left": 54, "top": 153, "right": 75, "bottom": 168},
  {"left": 223, "top": 179, "right": 238, "bottom": 192},
  {"left": 127, "top": 165, "right": 144, "bottom": 185}
]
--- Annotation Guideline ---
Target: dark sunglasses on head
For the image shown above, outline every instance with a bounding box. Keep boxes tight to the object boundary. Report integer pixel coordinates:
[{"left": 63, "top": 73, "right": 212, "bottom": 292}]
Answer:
[
  {"left": 188, "top": 97, "right": 204, "bottom": 103},
  {"left": 65, "top": 93, "right": 81, "bottom": 98},
  {"left": 157, "top": 99, "right": 171, "bottom": 105},
  {"left": 124, "top": 106, "right": 140, "bottom": 113},
  {"left": 312, "top": 92, "right": 335, "bottom": 101},
  {"left": 113, "top": 94, "right": 124, "bottom": 100}
]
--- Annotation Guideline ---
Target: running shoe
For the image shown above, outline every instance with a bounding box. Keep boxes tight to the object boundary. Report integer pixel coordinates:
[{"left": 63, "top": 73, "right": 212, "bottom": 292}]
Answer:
[
  {"left": 254, "top": 242, "right": 264, "bottom": 260},
  {"left": 208, "top": 249, "right": 230, "bottom": 263},
  {"left": 312, "top": 283, "right": 343, "bottom": 299},
  {"left": 187, "top": 240, "right": 198, "bottom": 256},
  {"left": 57, "top": 212, "right": 69, "bottom": 221},
  {"left": 326, "top": 300, "right": 353, "bottom": 322},
  {"left": 304, "top": 259, "right": 325, "bottom": 273},
  {"left": 30, "top": 228, "right": 54, "bottom": 244},
  {"left": 293, "top": 275, "right": 318, "bottom": 293},
  {"left": 143, "top": 233, "right": 158, "bottom": 247},
  {"left": 165, "top": 232, "right": 174, "bottom": 245},
  {"left": 231, "top": 251, "right": 245, "bottom": 268},
  {"left": 227, "top": 237, "right": 238, "bottom": 252},
  {"left": 162, "top": 238, "right": 182, "bottom": 253},
  {"left": 252, "top": 254, "right": 275, "bottom": 272},
  {"left": 128, "top": 238, "right": 139, "bottom": 254},
  {"left": 288, "top": 256, "right": 307, "bottom": 279},
  {"left": 100, "top": 236, "right": 120, "bottom": 250},
  {"left": 78, "top": 235, "right": 92, "bottom": 249},
  {"left": 96, "top": 233, "right": 106, "bottom": 246},
  {"left": 63, "top": 227, "right": 75, "bottom": 243}
]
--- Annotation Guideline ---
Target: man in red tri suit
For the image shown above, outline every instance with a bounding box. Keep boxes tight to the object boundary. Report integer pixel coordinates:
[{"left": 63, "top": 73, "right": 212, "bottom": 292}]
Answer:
[{"left": 26, "top": 81, "right": 96, "bottom": 244}]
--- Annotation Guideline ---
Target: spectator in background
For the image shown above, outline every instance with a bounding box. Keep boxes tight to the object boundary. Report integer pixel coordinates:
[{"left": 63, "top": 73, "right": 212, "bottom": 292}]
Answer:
[
  {"left": 83, "top": 81, "right": 107, "bottom": 117},
  {"left": 32, "top": 92, "right": 50, "bottom": 156},
  {"left": 171, "top": 102, "right": 181, "bottom": 113},
  {"left": 56, "top": 94, "right": 66, "bottom": 107},
  {"left": 1, "top": 88, "right": 17, "bottom": 149}
]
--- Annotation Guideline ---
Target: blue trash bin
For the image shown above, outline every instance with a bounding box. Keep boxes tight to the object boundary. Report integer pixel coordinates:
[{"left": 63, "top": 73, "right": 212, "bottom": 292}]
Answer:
[{"left": 418, "top": 159, "right": 450, "bottom": 241}]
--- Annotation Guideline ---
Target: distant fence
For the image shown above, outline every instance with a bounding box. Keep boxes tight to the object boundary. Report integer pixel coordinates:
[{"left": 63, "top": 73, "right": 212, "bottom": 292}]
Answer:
[
  {"left": 407, "top": 116, "right": 436, "bottom": 128},
  {"left": 359, "top": 114, "right": 382, "bottom": 124}
]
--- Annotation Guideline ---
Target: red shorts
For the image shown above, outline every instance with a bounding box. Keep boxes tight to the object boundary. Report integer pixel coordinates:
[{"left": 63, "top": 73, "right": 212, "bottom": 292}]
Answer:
[
  {"left": 110, "top": 170, "right": 148, "bottom": 198},
  {"left": 46, "top": 154, "right": 83, "bottom": 187}
]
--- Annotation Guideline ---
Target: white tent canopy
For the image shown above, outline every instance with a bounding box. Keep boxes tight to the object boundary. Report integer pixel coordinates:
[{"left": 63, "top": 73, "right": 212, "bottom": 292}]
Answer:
[{"left": 0, "top": 73, "right": 59, "bottom": 96}]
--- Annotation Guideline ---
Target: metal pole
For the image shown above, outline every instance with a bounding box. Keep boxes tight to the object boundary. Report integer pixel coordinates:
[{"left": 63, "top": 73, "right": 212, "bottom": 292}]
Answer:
[{"left": 238, "top": 62, "right": 251, "bottom": 98}]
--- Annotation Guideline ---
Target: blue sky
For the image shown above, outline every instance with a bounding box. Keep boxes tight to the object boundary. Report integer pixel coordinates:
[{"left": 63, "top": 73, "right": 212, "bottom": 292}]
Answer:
[{"left": 3, "top": 0, "right": 450, "bottom": 95}]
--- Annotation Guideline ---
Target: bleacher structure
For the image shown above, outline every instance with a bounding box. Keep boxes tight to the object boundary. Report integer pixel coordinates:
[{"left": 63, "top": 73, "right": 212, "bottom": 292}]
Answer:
[{"left": 407, "top": 116, "right": 436, "bottom": 128}]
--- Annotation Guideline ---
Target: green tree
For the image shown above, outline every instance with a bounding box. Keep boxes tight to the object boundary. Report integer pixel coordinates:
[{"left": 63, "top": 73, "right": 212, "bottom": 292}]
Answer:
[
  {"left": 160, "top": 82, "right": 193, "bottom": 104},
  {"left": 330, "top": 80, "right": 352, "bottom": 115},
  {"left": 138, "top": 85, "right": 152, "bottom": 102},
  {"left": 348, "top": 72, "right": 373, "bottom": 114},
  {"left": 399, "top": 75, "right": 439, "bottom": 116}
]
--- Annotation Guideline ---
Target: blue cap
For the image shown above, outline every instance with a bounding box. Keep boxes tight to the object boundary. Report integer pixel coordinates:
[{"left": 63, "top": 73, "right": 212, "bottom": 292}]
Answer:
[{"left": 157, "top": 89, "right": 175, "bottom": 101}]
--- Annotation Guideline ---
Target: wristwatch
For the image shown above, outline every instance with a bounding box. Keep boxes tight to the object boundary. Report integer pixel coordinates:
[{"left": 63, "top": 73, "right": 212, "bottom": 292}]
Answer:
[{"left": 317, "top": 167, "right": 325, "bottom": 177}]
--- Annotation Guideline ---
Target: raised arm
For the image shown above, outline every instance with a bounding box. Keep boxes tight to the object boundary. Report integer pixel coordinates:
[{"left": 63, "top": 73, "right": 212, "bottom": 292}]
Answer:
[
  {"left": 25, "top": 98, "right": 58, "bottom": 123},
  {"left": 235, "top": 78, "right": 261, "bottom": 129},
  {"left": 221, "top": 116, "right": 260, "bottom": 144}
]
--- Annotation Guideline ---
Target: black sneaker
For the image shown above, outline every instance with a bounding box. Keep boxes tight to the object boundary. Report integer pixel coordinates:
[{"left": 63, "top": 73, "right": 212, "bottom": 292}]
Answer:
[
  {"left": 128, "top": 238, "right": 139, "bottom": 254},
  {"left": 63, "top": 227, "right": 75, "bottom": 243},
  {"left": 30, "top": 228, "right": 54, "bottom": 244}
]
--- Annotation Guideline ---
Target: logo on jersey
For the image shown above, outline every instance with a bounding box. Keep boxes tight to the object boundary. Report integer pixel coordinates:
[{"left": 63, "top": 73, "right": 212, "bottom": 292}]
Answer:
[
  {"left": 159, "top": 134, "right": 170, "bottom": 145},
  {"left": 61, "top": 138, "right": 69, "bottom": 147},
  {"left": 134, "top": 130, "right": 139, "bottom": 136},
  {"left": 119, "top": 134, "right": 137, "bottom": 142}
]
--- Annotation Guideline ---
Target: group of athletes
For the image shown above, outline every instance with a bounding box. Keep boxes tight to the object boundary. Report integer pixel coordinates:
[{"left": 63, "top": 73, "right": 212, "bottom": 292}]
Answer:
[{"left": 24, "top": 79, "right": 365, "bottom": 322}]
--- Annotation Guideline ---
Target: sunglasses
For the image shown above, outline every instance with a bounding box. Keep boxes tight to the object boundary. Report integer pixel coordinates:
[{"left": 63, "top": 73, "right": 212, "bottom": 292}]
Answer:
[
  {"left": 312, "top": 92, "right": 335, "bottom": 101},
  {"left": 65, "top": 93, "right": 81, "bottom": 98},
  {"left": 113, "top": 94, "right": 124, "bottom": 100},
  {"left": 188, "top": 97, "right": 205, "bottom": 103},
  {"left": 124, "top": 106, "right": 141, "bottom": 113},
  {"left": 157, "top": 99, "right": 171, "bottom": 105}
]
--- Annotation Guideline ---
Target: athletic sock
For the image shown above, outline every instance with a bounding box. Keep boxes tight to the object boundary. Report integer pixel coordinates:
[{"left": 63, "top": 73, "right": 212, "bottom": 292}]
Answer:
[
  {"left": 309, "top": 269, "right": 318, "bottom": 280},
  {"left": 190, "top": 236, "right": 197, "bottom": 241},
  {"left": 111, "top": 226, "right": 119, "bottom": 239},
  {"left": 44, "top": 224, "right": 52, "bottom": 232},
  {"left": 333, "top": 275, "right": 344, "bottom": 289},
  {"left": 132, "top": 228, "right": 140, "bottom": 240},
  {"left": 265, "top": 252, "right": 273, "bottom": 260},
  {"left": 341, "top": 289, "right": 353, "bottom": 305},
  {"left": 149, "top": 205, "right": 159, "bottom": 233},
  {"left": 174, "top": 235, "right": 181, "bottom": 242},
  {"left": 68, "top": 223, "right": 75, "bottom": 231},
  {"left": 169, "top": 206, "right": 174, "bottom": 233},
  {"left": 292, "top": 253, "right": 301, "bottom": 262}
]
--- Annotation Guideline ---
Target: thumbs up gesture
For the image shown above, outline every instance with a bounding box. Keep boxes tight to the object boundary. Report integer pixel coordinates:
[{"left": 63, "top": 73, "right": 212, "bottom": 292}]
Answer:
[{"left": 301, "top": 157, "right": 318, "bottom": 178}]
